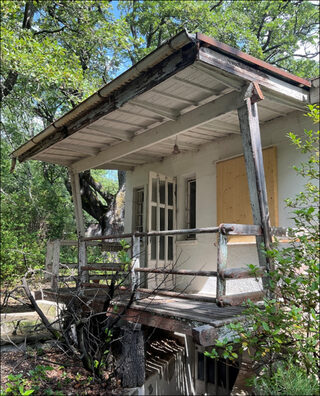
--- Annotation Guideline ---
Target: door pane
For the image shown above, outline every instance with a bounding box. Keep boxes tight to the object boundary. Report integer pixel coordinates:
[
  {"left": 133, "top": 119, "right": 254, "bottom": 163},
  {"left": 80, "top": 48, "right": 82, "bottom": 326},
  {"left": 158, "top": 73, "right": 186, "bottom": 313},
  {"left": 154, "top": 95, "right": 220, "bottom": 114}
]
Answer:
[
  {"left": 168, "top": 182, "right": 173, "bottom": 205},
  {"left": 152, "top": 178, "right": 157, "bottom": 202},
  {"left": 160, "top": 207, "right": 165, "bottom": 231},
  {"left": 159, "top": 236, "right": 165, "bottom": 260},
  {"left": 168, "top": 237, "right": 173, "bottom": 260},
  {"left": 168, "top": 209, "right": 173, "bottom": 230},
  {"left": 159, "top": 180, "right": 165, "bottom": 204},
  {"left": 151, "top": 206, "right": 157, "bottom": 230},
  {"left": 151, "top": 236, "right": 156, "bottom": 260}
]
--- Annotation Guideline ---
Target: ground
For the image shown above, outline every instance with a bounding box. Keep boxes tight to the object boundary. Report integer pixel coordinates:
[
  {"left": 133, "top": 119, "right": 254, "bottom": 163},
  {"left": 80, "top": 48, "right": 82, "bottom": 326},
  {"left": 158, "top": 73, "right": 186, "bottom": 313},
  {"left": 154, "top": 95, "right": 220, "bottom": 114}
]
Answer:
[
  {"left": 1, "top": 343, "right": 122, "bottom": 395},
  {"left": 1, "top": 286, "right": 122, "bottom": 396}
]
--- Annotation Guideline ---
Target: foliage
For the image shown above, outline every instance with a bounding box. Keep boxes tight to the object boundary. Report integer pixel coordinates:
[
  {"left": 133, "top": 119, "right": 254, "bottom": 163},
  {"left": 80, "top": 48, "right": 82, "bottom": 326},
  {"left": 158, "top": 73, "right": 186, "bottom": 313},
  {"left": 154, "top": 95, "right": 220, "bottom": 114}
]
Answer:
[
  {"left": 205, "top": 105, "right": 320, "bottom": 390},
  {"left": 1, "top": 1, "right": 318, "bottom": 284},
  {"left": 118, "top": 0, "right": 319, "bottom": 77},
  {"left": 252, "top": 359, "right": 320, "bottom": 396},
  {"left": 1, "top": 365, "right": 55, "bottom": 396}
]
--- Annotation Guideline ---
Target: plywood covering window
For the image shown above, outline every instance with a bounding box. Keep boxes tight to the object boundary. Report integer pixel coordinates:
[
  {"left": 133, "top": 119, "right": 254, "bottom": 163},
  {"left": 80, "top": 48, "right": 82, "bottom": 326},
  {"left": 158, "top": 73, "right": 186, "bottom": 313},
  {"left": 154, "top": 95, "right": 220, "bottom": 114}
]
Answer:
[{"left": 217, "top": 146, "right": 278, "bottom": 243}]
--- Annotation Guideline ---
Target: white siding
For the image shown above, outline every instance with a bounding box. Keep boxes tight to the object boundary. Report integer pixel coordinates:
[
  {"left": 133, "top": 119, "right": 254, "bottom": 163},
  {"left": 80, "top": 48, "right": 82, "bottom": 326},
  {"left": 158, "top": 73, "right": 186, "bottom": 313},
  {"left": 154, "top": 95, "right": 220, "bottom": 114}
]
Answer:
[{"left": 124, "top": 110, "right": 313, "bottom": 294}]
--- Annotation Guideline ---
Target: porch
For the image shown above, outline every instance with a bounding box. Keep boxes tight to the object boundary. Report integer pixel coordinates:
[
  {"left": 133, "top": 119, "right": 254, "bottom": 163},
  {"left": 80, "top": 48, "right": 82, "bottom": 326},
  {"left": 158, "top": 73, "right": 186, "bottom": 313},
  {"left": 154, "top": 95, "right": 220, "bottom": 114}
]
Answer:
[{"left": 42, "top": 223, "right": 289, "bottom": 346}]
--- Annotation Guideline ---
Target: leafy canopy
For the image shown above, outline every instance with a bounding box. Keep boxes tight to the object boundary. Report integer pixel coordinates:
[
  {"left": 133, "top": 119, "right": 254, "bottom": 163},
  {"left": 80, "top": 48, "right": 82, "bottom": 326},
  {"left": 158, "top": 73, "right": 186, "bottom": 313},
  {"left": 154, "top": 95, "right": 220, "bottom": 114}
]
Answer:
[{"left": 1, "top": 1, "right": 318, "bottom": 283}]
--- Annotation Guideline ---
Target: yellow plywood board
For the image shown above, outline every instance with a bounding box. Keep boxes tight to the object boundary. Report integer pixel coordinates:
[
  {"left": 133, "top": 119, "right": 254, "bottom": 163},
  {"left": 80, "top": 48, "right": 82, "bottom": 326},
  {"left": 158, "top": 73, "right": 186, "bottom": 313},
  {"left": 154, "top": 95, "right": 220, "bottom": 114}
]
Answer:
[{"left": 217, "top": 146, "right": 278, "bottom": 243}]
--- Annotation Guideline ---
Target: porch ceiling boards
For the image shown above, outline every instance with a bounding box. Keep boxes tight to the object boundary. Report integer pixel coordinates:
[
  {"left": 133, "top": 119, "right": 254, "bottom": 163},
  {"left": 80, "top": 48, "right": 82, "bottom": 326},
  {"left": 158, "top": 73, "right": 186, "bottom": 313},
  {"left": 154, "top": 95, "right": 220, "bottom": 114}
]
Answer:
[
  {"left": 12, "top": 30, "right": 310, "bottom": 171},
  {"left": 32, "top": 62, "right": 306, "bottom": 170}
]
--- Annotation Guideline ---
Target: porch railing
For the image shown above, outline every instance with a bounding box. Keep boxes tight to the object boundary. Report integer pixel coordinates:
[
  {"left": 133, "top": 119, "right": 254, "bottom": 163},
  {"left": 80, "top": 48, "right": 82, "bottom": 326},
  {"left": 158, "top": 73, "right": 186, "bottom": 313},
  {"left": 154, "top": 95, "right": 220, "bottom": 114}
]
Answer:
[{"left": 45, "top": 224, "right": 289, "bottom": 306}]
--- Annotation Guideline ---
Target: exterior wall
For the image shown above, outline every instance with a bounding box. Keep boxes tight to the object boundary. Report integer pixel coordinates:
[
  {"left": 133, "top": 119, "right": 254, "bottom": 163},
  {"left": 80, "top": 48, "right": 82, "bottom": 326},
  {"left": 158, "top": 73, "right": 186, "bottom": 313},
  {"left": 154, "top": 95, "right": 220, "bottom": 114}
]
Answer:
[{"left": 124, "top": 110, "right": 312, "bottom": 294}]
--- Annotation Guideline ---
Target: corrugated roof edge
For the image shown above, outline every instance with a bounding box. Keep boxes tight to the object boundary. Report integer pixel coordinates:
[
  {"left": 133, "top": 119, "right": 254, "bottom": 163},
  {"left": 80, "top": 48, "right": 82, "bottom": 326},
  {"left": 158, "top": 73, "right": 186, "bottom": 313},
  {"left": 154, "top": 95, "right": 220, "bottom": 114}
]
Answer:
[
  {"left": 11, "top": 29, "right": 195, "bottom": 160},
  {"left": 11, "top": 29, "right": 312, "bottom": 162},
  {"left": 197, "top": 33, "right": 311, "bottom": 88}
]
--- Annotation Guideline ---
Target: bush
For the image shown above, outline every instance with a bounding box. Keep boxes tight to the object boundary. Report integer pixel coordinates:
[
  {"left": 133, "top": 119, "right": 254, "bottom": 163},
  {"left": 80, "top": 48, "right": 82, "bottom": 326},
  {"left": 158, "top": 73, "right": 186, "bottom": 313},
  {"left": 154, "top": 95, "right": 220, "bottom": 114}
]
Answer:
[{"left": 205, "top": 105, "right": 320, "bottom": 391}]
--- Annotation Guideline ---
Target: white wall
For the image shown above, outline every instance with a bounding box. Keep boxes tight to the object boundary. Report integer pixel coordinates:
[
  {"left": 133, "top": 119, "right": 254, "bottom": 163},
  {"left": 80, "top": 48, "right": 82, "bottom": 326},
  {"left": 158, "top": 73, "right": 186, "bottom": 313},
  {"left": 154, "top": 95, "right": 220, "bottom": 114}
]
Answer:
[{"left": 124, "top": 110, "right": 313, "bottom": 294}]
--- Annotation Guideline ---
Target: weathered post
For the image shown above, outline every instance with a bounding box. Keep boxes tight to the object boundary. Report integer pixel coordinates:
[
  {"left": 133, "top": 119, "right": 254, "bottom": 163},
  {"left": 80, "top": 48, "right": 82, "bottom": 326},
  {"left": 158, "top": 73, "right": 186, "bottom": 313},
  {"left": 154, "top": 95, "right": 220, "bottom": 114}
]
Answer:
[
  {"left": 69, "top": 170, "right": 88, "bottom": 289},
  {"left": 216, "top": 228, "right": 228, "bottom": 305},
  {"left": 45, "top": 241, "right": 54, "bottom": 281},
  {"left": 131, "top": 235, "right": 140, "bottom": 299},
  {"left": 114, "top": 323, "right": 145, "bottom": 388},
  {"left": 237, "top": 82, "right": 273, "bottom": 291},
  {"left": 51, "top": 240, "right": 60, "bottom": 291}
]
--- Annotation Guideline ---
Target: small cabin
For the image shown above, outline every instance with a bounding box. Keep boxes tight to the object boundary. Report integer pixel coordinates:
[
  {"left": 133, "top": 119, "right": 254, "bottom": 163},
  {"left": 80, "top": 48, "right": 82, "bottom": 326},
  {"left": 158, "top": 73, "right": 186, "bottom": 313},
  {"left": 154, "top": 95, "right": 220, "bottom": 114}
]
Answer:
[{"left": 11, "top": 31, "right": 318, "bottom": 394}]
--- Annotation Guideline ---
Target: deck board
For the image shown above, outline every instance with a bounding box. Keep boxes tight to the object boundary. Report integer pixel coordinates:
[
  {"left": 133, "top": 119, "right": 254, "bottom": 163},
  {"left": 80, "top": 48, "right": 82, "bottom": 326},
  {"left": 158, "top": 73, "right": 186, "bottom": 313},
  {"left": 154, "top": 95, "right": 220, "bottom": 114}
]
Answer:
[
  {"left": 115, "top": 294, "right": 246, "bottom": 327},
  {"left": 42, "top": 288, "right": 246, "bottom": 330}
]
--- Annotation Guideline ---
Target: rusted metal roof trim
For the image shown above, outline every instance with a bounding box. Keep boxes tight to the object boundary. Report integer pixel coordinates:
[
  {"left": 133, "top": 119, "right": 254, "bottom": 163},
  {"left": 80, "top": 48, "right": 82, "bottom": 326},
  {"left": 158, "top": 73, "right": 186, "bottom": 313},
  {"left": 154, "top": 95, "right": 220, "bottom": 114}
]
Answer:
[{"left": 196, "top": 33, "right": 311, "bottom": 88}]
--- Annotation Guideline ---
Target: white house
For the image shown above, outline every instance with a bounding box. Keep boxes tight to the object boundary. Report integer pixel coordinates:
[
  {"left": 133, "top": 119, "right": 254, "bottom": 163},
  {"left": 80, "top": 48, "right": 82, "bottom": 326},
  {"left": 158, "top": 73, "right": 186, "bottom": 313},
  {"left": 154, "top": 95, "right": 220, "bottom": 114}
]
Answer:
[{"left": 11, "top": 31, "right": 319, "bottom": 394}]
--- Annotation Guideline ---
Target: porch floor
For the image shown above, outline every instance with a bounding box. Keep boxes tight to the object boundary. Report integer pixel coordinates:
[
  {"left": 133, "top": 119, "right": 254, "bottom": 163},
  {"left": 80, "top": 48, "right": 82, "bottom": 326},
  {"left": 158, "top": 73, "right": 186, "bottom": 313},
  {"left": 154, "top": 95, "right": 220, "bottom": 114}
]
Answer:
[{"left": 41, "top": 288, "right": 246, "bottom": 339}]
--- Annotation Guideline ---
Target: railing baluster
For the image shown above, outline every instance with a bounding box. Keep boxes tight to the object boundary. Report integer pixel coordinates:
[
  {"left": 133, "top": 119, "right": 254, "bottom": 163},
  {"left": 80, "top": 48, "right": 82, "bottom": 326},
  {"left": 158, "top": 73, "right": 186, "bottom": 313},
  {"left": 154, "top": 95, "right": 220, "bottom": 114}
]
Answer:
[
  {"left": 51, "top": 240, "right": 60, "bottom": 291},
  {"left": 78, "top": 240, "right": 88, "bottom": 291},
  {"left": 45, "top": 241, "right": 54, "bottom": 281},
  {"left": 132, "top": 235, "right": 140, "bottom": 299},
  {"left": 216, "top": 231, "right": 228, "bottom": 305}
]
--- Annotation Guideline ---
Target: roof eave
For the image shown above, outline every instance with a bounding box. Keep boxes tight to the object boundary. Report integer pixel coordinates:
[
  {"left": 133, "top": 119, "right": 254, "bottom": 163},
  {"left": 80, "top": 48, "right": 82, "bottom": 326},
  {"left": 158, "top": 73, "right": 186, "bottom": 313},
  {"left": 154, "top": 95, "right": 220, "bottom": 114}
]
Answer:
[{"left": 11, "top": 29, "right": 195, "bottom": 161}]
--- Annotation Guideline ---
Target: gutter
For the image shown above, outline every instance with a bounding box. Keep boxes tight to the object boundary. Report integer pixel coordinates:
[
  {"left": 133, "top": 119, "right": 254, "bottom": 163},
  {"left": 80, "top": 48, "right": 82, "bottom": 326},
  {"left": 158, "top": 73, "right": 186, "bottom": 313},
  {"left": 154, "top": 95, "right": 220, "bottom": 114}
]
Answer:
[{"left": 10, "top": 30, "right": 195, "bottom": 165}]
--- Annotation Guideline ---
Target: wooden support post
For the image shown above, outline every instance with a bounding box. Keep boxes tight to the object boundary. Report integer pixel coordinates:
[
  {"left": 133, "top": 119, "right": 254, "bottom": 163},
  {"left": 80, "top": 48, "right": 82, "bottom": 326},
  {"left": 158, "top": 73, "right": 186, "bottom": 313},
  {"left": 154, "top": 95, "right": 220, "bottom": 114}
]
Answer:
[
  {"left": 114, "top": 323, "right": 145, "bottom": 388},
  {"left": 131, "top": 235, "right": 140, "bottom": 299},
  {"left": 69, "top": 170, "right": 87, "bottom": 287},
  {"left": 237, "top": 83, "right": 273, "bottom": 291},
  {"left": 45, "top": 241, "right": 54, "bottom": 280},
  {"left": 216, "top": 231, "right": 228, "bottom": 305},
  {"left": 51, "top": 240, "right": 60, "bottom": 291}
]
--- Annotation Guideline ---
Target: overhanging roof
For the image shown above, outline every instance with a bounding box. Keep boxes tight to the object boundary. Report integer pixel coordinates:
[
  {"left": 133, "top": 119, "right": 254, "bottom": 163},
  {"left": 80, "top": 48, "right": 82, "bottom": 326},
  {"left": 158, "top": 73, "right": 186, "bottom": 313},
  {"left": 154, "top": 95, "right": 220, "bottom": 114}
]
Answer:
[{"left": 11, "top": 30, "right": 313, "bottom": 172}]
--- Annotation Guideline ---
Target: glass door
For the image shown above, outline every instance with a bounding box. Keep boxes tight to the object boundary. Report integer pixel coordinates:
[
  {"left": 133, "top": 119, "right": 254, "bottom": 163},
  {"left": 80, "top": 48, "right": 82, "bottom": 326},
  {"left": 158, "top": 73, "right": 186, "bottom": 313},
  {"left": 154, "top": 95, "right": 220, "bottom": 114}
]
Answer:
[{"left": 147, "top": 172, "right": 176, "bottom": 289}]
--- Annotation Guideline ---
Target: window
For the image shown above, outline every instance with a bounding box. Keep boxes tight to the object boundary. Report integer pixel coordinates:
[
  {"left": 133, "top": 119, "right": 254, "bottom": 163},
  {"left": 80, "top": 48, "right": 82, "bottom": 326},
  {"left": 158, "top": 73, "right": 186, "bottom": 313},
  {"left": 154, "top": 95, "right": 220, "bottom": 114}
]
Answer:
[
  {"left": 216, "top": 146, "right": 278, "bottom": 243},
  {"left": 186, "top": 178, "right": 196, "bottom": 239},
  {"left": 195, "top": 349, "right": 240, "bottom": 395},
  {"left": 133, "top": 187, "right": 144, "bottom": 232}
]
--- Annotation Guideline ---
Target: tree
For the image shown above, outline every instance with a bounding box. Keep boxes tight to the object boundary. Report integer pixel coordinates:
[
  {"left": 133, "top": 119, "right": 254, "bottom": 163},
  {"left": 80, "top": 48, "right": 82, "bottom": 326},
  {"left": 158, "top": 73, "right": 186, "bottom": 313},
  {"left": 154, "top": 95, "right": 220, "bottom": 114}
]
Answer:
[
  {"left": 1, "top": 1, "right": 126, "bottom": 283},
  {"left": 205, "top": 105, "right": 320, "bottom": 394},
  {"left": 118, "top": 0, "right": 319, "bottom": 77},
  {"left": 1, "top": 1, "right": 319, "bottom": 281}
]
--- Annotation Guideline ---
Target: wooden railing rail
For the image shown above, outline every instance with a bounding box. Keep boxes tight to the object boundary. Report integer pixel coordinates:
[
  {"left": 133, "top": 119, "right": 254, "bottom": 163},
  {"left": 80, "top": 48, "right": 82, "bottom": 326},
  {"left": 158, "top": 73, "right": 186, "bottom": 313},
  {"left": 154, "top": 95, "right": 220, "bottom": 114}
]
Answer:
[{"left": 46, "top": 224, "right": 292, "bottom": 304}]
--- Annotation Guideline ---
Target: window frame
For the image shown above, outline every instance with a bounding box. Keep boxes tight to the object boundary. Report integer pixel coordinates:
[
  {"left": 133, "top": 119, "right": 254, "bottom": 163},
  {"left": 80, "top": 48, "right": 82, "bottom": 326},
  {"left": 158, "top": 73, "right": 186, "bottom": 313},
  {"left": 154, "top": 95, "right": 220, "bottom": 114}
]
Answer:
[
  {"left": 185, "top": 177, "right": 196, "bottom": 240},
  {"left": 133, "top": 186, "right": 145, "bottom": 233}
]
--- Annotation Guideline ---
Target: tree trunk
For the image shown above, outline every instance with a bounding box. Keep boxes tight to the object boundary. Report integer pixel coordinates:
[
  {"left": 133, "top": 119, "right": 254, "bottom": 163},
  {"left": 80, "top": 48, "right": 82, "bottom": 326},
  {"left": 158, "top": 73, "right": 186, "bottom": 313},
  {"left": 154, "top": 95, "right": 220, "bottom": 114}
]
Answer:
[{"left": 65, "top": 170, "right": 125, "bottom": 235}]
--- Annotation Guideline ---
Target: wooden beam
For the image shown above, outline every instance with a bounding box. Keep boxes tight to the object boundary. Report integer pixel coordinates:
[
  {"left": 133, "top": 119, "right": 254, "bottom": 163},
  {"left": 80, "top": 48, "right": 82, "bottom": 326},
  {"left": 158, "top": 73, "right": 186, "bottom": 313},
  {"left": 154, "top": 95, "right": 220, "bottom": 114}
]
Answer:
[
  {"left": 69, "top": 170, "right": 87, "bottom": 286},
  {"left": 94, "top": 163, "right": 134, "bottom": 171},
  {"left": 101, "top": 117, "right": 149, "bottom": 129},
  {"left": 219, "top": 291, "right": 264, "bottom": 306},
  {"left": 135, "top": 268, "right": 217, "bottom": 277},
  {"left": 57, "top": 142, "right": 99, "bottom": 156},
  {"left": 152, "top": 89, "right": 199, "bottom": 106},
  {"left": 173, "top": 76, "right": 221, "bottom": 95},
  {"left": 192, "top": 63, "right": 242, "bottom": 91},
  {"left": 117, "top": 108, "right": 163, "bottom": 122},
  {"left": 71, "top": 90, "right": 244, "bottom": 172},
  {"left": 124, "top": 308, "right": 193, "bottom": 336},
  {"left": 216, "top": 232, "right": 228, "bottom": 304},
  {"left": 18, "top": 45, "right": 198, "bottom": 163},
  {"left": 130, "top": 99, "right": 179, "bottom": 120},
  {"left": 198, "top": 49, "right": 309, "bottom": 107},
  {"left": 237, "top": 84, "right": 273, "bottom": 289},
  {"left": 69, "top": 170, "right": 85, "bottom": 237},
  {"left": 86, "top": 125, "right": 133, "bottom": 141}
]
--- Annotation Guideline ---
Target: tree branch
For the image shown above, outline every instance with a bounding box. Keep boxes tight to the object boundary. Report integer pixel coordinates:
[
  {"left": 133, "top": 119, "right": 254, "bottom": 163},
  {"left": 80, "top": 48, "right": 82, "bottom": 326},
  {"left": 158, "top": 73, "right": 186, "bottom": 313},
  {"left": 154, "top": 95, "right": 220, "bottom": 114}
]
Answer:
[{"left": 34, "top": 26, "right": 66, "bottom": 35}]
